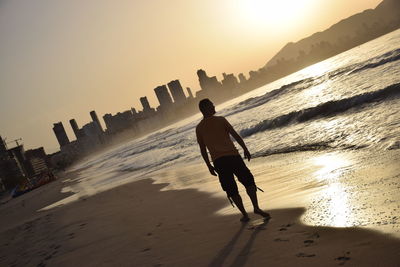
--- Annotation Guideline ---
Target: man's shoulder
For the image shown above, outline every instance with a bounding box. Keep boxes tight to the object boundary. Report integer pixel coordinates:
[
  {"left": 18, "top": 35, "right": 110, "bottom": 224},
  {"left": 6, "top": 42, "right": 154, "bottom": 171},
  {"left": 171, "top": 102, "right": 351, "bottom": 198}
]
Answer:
[
  {"left": 213, "top": 116, "right": 228, "bottom": 124},
  {"left": 196, "top": 116, "right": 226, "bottom": 128},
  {"left": 196, "top": 119, "right": 204, "bottom": 128},
  {"left": 213, "top": 116, "right": 225, "bottom": 119},
  {"left": 198, "top": 116, "right": 224, "bottom": 124},
  {"left": 196, "top": 119, "right": 205, "bottom": 133},
  {"left": 208, "top": 115, "right": 226, "bottom": 122}
]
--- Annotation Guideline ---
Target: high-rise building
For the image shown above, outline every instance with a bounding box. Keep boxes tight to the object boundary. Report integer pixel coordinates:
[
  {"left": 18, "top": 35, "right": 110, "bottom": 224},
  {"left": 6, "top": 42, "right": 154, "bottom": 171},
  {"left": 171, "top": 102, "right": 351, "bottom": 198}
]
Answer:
[
  {"left": 25, "top": 147, "right": 48, "bottom": 176},
  {"left": 197, "top": 69, "right": 208, "bottom": 83},
  {"left": 167, "top": 80, "right": 186, "bottom": 105},
  {"left": 102, "top": 110, "right": 135, "bottom": 134},
  {"left": 197, "top": 69, "right": 222, "bottom": 92},
  {"left": 154, "top": 85, "right": 173, "bottom": 107},
  {"left": 0, "top": 135, "right": 7, "bottom": 158},
  {"left": 140, "top": 97, "right": 151, "bottom": 111},
  {"left": 186, "top": 87, "right": 194, "bottom": 99},
  {"left": 103, "top": 113, "right": 112, "bottom": 132},
  {"left": 53, "top": 122, "right": 70, "bottom": 148},
  {"left": 222, "top": 73, "right": 239, "bottom": 90},
  {"left": 90, "top": 110, "right": 103, "bottom": 133},
  {"left": 238, "top": 73, "right": 247, "bottom": 84},
  {"left": 69, "top": 119, "right": 80, "bottom": 139},
  {"left": 0, "top": 143, "right": 25, "bottom": 189}
]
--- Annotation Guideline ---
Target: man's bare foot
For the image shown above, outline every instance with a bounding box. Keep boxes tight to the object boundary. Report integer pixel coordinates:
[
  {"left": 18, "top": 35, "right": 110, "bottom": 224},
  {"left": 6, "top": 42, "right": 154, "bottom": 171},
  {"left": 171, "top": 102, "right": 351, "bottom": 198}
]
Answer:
[
  {"left": 254, "top": 208, "right": 271, "bottom": 219},
  {"left": 240, "top": 215, "right": 250, "bottom": 222}
]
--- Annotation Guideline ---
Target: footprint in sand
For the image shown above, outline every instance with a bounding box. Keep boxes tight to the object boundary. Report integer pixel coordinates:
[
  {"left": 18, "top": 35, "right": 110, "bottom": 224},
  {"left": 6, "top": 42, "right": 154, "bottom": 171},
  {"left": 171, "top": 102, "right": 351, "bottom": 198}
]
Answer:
[
  {"left": 246, "top": 219, "right": 269, "bottom": 230},
  {"left": 306, "top": 232, "right": 320, "bottom": 239},
  {"left": 24, "top": 222, "right": 33, "bottom": 231},
  {"left": 274, "top": 238, "right": 289, "bottom": 242},
  {"left": 335, "top": 251, "right": 351, "bottom": 265},
  {"left": 301, "top": 232, "right": 320, "bottom": 247},
  {"left": 303, "top": 239, "right": 314, "bottom": 246},
  {"left": 49, "top": 244, "right": 61, "bottom": 256},
  {"left": 278, "top": 223, "right": 294, "bottom": 231},
  {"left": 296, "top": 252, "right": 316, "bottom": 258},
  {"left": 44, "top": 255, "right": 52, "bottom": 261}
]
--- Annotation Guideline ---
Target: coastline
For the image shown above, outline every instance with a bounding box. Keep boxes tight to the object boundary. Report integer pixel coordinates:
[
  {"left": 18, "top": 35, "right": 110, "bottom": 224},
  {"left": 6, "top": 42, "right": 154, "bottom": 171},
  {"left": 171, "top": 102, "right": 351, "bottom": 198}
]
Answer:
[{"left": 1, "top": 149, "right": 400, "bottom": 266}]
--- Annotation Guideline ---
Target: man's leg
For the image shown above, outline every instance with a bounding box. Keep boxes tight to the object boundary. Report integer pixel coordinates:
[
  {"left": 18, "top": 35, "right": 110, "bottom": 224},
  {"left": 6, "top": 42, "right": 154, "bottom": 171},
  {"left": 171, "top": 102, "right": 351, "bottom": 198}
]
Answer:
[
  {"left": 246, "top": 185, "right": 260, "bottom": 210},
  {"left": 232, "top": 156, "right": 270, "bottom": 218},
  {"left": 214, "top": 156, "right": 249, "bottom": 222},
  {"left": 246, "top": 185, "right": 270, "bottom": 218},
  {"left": 230, "top": 194, "right": 249, "bottom": 222}
]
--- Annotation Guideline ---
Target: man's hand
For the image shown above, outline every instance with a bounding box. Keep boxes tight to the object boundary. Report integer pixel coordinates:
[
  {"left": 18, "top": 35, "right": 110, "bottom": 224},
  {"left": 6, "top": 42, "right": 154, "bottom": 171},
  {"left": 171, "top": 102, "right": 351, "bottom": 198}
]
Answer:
[
  {"left": 244, "top": 149, "right": 251, "bottom": 161},
  {"left": 207, "top": 164, "right": 218, "bottom": 176}
]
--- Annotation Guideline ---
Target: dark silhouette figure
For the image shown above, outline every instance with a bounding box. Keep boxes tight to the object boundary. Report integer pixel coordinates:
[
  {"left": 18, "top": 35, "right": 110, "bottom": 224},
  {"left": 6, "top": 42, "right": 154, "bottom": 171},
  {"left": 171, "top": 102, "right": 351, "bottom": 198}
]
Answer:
[{"left": 196, "top": 99, "right": 270, "bottom": 222}]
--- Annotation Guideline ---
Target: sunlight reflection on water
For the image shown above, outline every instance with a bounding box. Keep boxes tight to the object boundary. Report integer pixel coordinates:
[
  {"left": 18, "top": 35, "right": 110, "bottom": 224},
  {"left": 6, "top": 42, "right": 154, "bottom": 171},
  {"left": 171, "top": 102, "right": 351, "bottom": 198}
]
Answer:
[
  {"left": 300, "top": 59, "right": 334, "bottom": 79},
  {"left": 313, "top": 153, "right": 350, "bottom": 182},
  {"left": 304, "top": 153, "right": 354, "bottom": 227},
  {"left": 320, "top": 183, "right": 352, "bottom": 227}
]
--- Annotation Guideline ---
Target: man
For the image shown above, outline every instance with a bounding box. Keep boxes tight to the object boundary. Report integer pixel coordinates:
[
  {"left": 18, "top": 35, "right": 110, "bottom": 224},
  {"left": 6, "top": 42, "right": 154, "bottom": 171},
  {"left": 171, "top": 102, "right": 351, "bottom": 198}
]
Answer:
[{"left": 195, "top": 98, "right": 270, "bottom": 222}]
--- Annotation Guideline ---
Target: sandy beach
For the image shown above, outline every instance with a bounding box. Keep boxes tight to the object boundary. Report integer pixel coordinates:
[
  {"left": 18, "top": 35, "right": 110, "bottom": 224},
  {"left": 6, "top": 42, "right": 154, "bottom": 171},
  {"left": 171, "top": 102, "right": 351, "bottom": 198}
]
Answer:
[{"left": 1, "top": 149, "right": 399, "bottom": 267}]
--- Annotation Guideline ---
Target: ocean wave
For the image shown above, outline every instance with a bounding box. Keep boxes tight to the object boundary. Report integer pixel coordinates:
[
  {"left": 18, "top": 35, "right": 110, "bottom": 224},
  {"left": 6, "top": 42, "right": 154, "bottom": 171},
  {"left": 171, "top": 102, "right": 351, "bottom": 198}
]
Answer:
[
  {"left": 240, "top": 83, "right": 400, "bottom": 138},
  {"left": 117, "top": 135, "right": 195, "bottom": 159},
  {"left": 224, "top": 47, "right": 399, "bottom": 119},
  {"left": 223, "top": 78, "right": 314, "bottom": 117},
  {"left": 349, "top": 48, "right": 400, "bottom": 75},
  {"left": 387, "top": 140, "right": 400, "bottom": 150},
  {"left": 253, "top": 142, "right": 369, "bottom": 158},
  {"left": 117, "top": 153, "right": 184, "bottom": 174},
  {"left": 253, "top": 142, "right": 333, "bottom": 157}
]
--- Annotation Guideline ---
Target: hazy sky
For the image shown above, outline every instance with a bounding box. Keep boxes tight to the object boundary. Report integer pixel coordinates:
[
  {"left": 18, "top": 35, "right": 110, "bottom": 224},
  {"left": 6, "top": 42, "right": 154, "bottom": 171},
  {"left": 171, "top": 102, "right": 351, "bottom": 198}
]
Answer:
[{"left": 0, "top": 0, "right": 382, "bottom": 153}]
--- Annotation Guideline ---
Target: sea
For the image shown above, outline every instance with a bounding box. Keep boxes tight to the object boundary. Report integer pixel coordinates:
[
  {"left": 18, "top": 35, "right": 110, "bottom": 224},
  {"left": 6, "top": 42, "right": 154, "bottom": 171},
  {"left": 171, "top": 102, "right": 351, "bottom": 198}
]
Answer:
[{"left": 55, "top": 29, "right": 400, "bottom": 236}]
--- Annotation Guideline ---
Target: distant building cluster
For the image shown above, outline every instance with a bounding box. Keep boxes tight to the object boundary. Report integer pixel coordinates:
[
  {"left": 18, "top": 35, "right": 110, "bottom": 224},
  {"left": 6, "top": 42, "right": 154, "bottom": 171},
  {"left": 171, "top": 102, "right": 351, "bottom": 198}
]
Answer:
[
  {"left": 46, "top": 69, "right": 254, "bottom": 171},
  {"left": 0, "top": 137, "right": 51, "bottom": 191}
]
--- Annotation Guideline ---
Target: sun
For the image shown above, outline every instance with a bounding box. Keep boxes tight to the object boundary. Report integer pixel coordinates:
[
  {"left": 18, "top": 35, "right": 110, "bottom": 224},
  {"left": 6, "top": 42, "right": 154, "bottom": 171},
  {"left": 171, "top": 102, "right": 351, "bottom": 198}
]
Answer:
[{"left": 233, "top": 0, "right": 317, "bottom": 32}]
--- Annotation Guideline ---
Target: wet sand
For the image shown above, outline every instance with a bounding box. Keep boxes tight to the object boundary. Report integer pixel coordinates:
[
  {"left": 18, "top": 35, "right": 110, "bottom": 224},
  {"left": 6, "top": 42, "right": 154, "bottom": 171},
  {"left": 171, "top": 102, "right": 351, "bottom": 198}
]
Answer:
[{"left": 1, "top": 150, "right": 399, "bottom": 266}]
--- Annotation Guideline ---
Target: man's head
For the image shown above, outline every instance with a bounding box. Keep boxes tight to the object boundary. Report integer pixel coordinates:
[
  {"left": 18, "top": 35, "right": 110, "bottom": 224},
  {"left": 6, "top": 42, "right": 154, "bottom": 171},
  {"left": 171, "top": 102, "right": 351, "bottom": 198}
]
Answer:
[{"left": 198, "top": 98, "right": 216, "bottom": 117}]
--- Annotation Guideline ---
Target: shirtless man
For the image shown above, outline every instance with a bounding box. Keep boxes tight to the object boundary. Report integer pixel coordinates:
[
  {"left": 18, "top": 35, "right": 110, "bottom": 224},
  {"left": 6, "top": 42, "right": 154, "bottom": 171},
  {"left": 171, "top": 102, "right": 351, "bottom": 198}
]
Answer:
[{"left": 195, "top": 98, "right": 270, "bottom": 222}]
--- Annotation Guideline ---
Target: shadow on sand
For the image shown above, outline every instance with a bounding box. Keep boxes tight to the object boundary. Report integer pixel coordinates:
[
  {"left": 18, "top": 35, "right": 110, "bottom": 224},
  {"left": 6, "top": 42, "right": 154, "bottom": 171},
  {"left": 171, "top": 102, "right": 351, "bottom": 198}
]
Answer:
[{"left": 209, "top": 218, "right": 270, "bottom": 267}]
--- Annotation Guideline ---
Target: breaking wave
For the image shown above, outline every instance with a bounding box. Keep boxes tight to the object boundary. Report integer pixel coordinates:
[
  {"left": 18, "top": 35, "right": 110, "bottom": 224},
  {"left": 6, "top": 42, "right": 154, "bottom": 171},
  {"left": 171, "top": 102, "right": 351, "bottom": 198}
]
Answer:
[
  {"left": 349, "top": 48, "right": 400, "bottom": 75},
  {"left": 222, "top": 78, "right": 314, "bottom": 117},
  {"left": 252, "top": 142, "right": 369, "bottom": 158},
  {"left": 240, "top": 83, "right": 400, "bottom": 138}
]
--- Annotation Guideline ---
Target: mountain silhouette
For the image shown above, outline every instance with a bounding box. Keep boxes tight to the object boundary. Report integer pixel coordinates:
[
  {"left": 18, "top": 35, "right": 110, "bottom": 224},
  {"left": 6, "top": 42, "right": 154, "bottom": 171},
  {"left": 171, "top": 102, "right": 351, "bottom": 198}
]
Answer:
[{"left": 264, "top": 0, "right": 400, "bottom": 69}]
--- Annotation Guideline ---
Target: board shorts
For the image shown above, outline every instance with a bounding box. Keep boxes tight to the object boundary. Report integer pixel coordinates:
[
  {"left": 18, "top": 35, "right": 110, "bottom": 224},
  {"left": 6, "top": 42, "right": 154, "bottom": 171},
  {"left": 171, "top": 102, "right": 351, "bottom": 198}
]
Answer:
[{"left": 213, "top": 155, "right": 256, "bottom": 197}]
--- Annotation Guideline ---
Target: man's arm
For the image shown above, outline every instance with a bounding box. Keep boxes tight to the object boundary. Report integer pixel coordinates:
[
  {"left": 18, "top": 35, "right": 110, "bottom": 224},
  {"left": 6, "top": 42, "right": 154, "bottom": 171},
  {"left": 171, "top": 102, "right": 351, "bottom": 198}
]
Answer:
[
  {"left": 196, "top": 128, "right": 217, "bottom": 176},
  {"left": 226, "top": 120, "right": 252, "bottom": 161}
]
